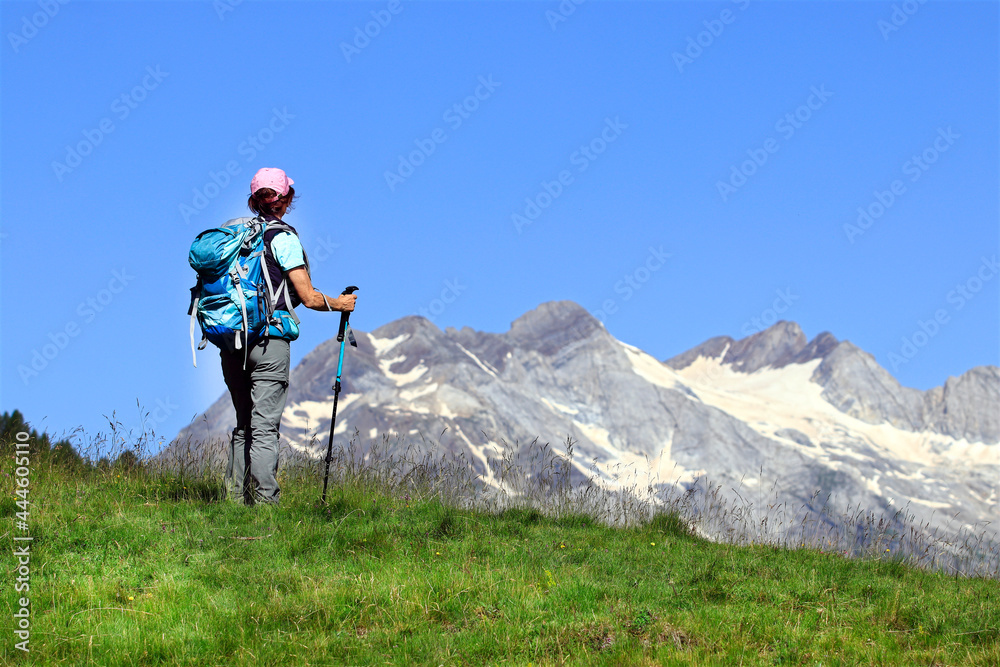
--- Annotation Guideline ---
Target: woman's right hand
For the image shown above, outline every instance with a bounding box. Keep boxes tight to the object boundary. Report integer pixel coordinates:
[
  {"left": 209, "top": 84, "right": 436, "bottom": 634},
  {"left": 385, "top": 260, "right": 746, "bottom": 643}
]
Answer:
[{"left": 333, "top": 293, "right": 357, "bottom": 312}]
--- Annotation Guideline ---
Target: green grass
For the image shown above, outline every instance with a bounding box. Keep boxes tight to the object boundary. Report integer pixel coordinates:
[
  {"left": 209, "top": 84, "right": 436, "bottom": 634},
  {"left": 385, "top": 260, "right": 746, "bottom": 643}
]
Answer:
[{"left": 2, "top": 446, "right": 999, "bottom": 666}]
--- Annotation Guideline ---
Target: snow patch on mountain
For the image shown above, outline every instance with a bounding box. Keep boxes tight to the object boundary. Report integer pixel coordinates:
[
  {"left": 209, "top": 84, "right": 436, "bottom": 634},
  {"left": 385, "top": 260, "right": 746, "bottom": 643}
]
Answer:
[
  {"left": 639, "top": 342, "right": 998, "bottom": 470},
  {"left": 457, "top": 343, "right": 500, "bottom": 378},
  {"left": 541, "top": 397, "right": 580, "bottom": 416},
  {"left": 379, "top": 356, "right": 428, "bottom": 385},
  {"left": 457, "top": 428, "right": 501, "bottom": 489},
  {"left": 282, "top": 395, "right": 361, "bottom": 433},
  {"left": 400, "top": 383, "right": 438, "bottom": 402},
  {"left": 569, "top": 413, "right": 703, "bottom": 488},
  {"left": 370, "top": 332, "right": 409, "bottom": 356}
]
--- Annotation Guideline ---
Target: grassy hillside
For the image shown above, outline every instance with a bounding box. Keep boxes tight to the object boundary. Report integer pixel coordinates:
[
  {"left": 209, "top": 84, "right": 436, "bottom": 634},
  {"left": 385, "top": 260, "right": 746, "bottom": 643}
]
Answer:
[{"left": 2, "top": 424, "right": 998, "bottom": 665}]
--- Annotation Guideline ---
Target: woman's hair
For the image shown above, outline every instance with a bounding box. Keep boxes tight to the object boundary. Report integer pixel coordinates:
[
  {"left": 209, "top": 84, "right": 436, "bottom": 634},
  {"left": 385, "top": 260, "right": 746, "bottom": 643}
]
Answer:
[{"left": 248, "top": 186, "right": 296, "bottom": 217}]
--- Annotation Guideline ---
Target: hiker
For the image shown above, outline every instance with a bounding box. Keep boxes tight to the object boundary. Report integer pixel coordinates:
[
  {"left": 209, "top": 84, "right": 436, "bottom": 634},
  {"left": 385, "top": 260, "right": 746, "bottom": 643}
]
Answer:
[{"left": 219, "top": 167, "right": 356, "bottom": 505}]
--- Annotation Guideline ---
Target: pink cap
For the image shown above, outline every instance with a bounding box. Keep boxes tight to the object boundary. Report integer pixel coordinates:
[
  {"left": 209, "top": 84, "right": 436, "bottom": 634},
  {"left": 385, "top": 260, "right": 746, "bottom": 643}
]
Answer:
[{"left": 250, "top": 168, "right": 294, "bottom": 202}]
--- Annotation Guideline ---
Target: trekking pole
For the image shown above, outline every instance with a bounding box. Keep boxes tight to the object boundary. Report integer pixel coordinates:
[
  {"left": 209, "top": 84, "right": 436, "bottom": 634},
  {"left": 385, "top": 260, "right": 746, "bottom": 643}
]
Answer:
[{"left": 321, "top": 285, "right": 359, "bottom": 504}]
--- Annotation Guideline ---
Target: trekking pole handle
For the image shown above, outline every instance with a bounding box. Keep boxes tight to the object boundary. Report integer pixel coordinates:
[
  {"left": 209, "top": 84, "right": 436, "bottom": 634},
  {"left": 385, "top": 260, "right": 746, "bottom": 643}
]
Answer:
[{"left": 336, "top": 285, "right": 359, "bottom": 342}]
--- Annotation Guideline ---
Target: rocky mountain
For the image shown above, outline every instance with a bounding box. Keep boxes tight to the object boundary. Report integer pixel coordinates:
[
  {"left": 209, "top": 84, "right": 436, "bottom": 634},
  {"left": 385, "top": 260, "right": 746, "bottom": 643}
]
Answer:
[
  {"left": 172, "top": 301, "right": 999, "bottom": 555},
  {"left": 664, "top": 321, "right": 999, "bottom": 444}
]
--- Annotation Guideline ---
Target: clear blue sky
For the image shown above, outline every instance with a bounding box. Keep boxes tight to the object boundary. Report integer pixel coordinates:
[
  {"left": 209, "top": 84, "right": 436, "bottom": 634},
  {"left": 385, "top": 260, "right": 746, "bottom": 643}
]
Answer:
[{"left": 2, "top": 1, "right": 997, "bottom": 451}]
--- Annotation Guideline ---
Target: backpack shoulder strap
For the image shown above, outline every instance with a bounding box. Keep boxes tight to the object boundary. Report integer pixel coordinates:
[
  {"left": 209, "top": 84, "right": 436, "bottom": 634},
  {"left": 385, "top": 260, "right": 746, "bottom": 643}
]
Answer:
[
  {"left": 255, "top": 220, "right": 296, "bottom": 324},
  {"left": 261, "top": 220, "right": 307, "bottom": 323},
  {"left": 263, "top": 220, "right": 297, "bottom": 239}
]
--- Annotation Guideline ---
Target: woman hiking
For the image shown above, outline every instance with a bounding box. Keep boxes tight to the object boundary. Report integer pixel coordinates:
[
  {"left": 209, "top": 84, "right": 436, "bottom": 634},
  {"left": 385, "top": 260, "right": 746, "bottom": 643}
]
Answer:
[{"left": 220, "top": 167, "right": 356, "bottom": 505}]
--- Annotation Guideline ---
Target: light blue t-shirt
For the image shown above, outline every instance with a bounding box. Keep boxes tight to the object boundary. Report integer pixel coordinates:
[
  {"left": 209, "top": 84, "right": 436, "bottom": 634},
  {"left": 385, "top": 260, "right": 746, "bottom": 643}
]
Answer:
[
  {"left": 271, "top": 231, "right": 305, "bottom": 271},
  {"left": 267, "top": 231, "right": 306, "bottom": 340}
]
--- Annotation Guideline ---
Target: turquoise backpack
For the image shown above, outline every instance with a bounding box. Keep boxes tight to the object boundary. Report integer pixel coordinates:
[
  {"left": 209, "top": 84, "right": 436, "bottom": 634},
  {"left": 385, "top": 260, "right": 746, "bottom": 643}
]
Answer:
[{"left": 187, "top": 217, "right": 300, "bottom": 367}]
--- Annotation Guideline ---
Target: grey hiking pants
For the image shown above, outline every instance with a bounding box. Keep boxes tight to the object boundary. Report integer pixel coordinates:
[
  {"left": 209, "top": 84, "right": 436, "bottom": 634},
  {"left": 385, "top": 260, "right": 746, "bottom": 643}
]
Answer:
[{"left": 220, "top": 337, "right": 290, "bottom": 505}]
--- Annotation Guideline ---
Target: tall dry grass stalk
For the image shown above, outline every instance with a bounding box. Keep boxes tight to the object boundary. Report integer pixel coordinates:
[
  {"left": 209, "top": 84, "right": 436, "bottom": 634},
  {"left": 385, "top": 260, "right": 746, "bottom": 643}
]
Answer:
[{"left": 74, "top": 414, "right": 1000, "bottom": 579}]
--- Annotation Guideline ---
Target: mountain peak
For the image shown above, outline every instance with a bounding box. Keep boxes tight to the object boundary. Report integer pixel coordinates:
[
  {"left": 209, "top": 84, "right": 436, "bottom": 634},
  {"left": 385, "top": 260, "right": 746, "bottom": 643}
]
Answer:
[
  {"left": 666, "top": 322, "right": 844, "bottom": 374},
  {"left": 724, "top": 321, "right": 807, "bottom": 373},
  {"left": 508, "top": 301, "right": 603, "bottom": 355},
  {"left": 372, "top": 314, "right": 443, "bottom": 340},
  {"left": 789, "top": 331, "right": 840, "bottom": 366},
  {"left": 510, "top": 300, "right": 592, "bottom": 330},
  {"left": 666, "top": 321, "right": 814, "bottom": 373}
]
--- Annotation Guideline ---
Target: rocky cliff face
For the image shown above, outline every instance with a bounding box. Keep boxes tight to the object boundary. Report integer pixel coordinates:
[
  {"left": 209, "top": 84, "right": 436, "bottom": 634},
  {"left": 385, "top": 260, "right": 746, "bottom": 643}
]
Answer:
[{"left": 171, "top": 302, "right": 999, "bottom": 547}]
